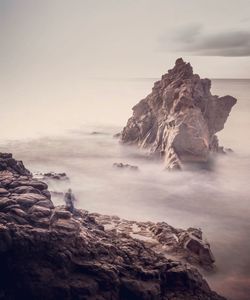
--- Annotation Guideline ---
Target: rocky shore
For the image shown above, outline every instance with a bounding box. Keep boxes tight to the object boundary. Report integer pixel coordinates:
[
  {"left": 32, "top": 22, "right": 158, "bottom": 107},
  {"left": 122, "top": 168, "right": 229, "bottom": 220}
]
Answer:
[
  {"left": 0, "top": 152, "right": 225, "bottom": 299},
  {"left": 121, "top": 58, "right": 237, "bottom": 170}
]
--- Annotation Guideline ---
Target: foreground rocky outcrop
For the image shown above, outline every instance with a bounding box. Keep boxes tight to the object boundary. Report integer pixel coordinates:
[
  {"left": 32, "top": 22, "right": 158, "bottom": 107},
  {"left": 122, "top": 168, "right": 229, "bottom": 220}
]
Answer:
[
  {"left": 121, "top": 58, "right": 237, "bottom": 170},
  {"left": 0, "top": 153, "right": 225, "bottom": 299}
]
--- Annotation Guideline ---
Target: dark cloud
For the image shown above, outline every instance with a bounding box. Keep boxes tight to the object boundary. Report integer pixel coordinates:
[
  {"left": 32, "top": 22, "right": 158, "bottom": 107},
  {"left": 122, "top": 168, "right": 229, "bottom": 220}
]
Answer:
[
  {"left": 172, "top": 23, "right": 202, "bottom": 44},
  {"left": 167, "top": 24, "right": 250, "bottom": 57}
]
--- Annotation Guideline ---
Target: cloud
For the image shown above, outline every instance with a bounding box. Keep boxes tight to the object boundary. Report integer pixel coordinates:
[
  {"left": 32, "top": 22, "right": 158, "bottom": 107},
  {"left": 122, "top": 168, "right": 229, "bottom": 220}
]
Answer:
[
  {"left": 172, "top": 23, "right": 202, "bottom": 44},
  {"left": 163, "top": 24, "right": 250, "bottom": 57}
]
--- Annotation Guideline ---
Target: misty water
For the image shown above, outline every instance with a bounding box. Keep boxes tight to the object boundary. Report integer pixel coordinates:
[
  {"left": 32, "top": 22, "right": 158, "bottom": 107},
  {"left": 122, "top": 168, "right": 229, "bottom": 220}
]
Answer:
[{"left": 1, "top": 79, "right": 250, "bottom": 300}]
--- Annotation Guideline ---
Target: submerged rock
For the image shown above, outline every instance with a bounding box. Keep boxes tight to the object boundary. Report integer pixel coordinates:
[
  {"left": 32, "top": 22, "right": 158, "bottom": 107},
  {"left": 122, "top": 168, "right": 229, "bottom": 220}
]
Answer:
[
  {"left": 90, "top": 131, "right": 108, "bottom": 135},
  {"left": 121, "top": 58, "right": 237, "bottom": 170},
  {"left": 0, "top": 153, "right": 225, "bottom": 299},
  {"left": 113, "top": 132, "right": 121, "bottom": 139},
  {"left": 34, "top": 172, "right": 69, "bottom": 181},
  {"left": 113, "top": 162, "right": 139, "bottom": 171}
]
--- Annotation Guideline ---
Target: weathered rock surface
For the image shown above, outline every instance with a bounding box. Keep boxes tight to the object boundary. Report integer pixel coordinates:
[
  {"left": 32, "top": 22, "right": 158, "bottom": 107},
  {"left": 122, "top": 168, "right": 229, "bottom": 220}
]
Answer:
[
  {"left": 121, "top": 58, "right": 237, "bottom": 170},
  {"left": 91, "top": 215, "right": 215, "bottom": 269},
  {"left": 0, "top": 152, "right": 225, "bottom": 299},
  {"left": 0, "top": 152, "right": 31, "bottom": 176}
]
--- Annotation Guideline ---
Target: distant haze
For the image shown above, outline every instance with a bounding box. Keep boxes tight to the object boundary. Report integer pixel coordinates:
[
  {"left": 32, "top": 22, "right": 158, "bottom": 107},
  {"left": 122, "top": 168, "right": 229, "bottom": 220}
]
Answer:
[{"left": 1, "top": 0, "right": 250, "bottom": 139}]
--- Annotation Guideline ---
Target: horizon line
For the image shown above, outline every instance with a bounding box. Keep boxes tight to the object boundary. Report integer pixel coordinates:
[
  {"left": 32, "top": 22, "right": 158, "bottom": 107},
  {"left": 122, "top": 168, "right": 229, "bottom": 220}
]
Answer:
[{"left": 88, "top": 77, "right": 250, "bottom": 81}]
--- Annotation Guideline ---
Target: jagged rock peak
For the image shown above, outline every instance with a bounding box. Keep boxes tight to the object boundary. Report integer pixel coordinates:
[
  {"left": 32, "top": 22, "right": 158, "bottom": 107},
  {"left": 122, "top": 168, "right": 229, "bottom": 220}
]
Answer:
[
  {"left": 121, "top": 58, "right": 237, "bottom": 170},
  {"left": 168, "top": 57, "right": 193, "bottom": 77},
  {"left": 153, "top": 57, "right": 194, "bottom": 90}
]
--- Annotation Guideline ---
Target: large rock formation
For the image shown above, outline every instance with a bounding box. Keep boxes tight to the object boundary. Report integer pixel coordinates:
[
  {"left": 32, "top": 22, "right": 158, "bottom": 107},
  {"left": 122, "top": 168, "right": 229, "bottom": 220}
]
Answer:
[
  {"left": 121, "top": 58, "right": 237, "bottom": 169},
  {"left": 0, "top": 152, "right": 225, "bottom": 299}
]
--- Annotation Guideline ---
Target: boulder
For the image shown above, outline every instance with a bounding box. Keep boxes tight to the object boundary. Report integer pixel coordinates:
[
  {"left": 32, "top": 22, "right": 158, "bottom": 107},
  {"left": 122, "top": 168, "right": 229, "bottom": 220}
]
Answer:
[
  {"left": 36, "top": 200, "right": 55, "bottom": 209},
  {"left": 9, "top": 180, "right": 48, "bottom": 190},
  {"left": 52, "top": 209, "right": 72, "bottom": 220},
  {"left": 179, "top": 231, "right": 215, "bottom": 266},
  {"left": 0, "top": 188, "right": 10, "bottom": 197},
  {"left": 28, "top": 205, "right": 52, "bottom": 218},
  {"left": 14, "top": 193, "right": 48, "bottom": 208},
  {"left": 0, "top": 198, "right": 17, "bottom": 210},
  {"left": 10, "top": 185, "right": 42, "bottom": 195}
]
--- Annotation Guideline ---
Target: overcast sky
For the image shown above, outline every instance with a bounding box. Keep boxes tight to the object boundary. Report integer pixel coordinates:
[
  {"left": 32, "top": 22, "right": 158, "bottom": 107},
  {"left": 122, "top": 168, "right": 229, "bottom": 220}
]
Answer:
[
  {"left": 0, "top": 0, "right": 250, "bottom": 138},
  {"left": 1, "top": 0, "right": 250, "bottom": 81}
]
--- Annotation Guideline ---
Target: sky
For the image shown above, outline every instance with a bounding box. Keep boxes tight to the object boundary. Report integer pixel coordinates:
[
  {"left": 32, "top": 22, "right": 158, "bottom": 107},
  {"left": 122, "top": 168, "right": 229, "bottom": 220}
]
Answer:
[
  {"left": 1, "top": 0, "right": 250, "bottom": 80},
  {"left": 0, "top": 0, "right": 250, "bottom": 138}
]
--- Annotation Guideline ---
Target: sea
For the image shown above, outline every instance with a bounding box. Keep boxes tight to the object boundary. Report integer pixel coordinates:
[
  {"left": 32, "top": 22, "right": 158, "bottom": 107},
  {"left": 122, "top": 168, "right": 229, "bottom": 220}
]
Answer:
[{"left": 0, "top": 78, "right": 250, "bottom": 300}]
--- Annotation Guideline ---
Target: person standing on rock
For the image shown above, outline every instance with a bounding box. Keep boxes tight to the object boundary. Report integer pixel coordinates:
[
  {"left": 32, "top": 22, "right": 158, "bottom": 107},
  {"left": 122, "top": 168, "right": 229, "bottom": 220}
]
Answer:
[{"left": 64, "top": 188, "right": 76, "bottom": 214}]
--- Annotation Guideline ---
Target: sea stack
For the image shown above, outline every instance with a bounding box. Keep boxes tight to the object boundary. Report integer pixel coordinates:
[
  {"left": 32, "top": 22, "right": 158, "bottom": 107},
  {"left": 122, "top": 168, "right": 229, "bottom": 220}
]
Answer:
[{"left": 121, "top": 58, "right": 237, "bottom": 170}]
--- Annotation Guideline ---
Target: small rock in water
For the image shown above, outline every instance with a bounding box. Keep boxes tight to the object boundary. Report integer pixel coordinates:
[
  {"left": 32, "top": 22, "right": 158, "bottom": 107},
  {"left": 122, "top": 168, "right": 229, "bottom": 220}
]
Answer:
[
  {"left": 113, "top": 132, "right": 121, "bottom": 138},
  {"left": 90, "top": 131, "right": 107, "bottom": 135},
  {"left": 113, "top": 162, "right": 139, "bottom": 171},
  {"left": 34, "top": 171, "right": 69, "bottom": 181},
  {"left": 44, "top": 172, "right": 68, "bottom": 180}
]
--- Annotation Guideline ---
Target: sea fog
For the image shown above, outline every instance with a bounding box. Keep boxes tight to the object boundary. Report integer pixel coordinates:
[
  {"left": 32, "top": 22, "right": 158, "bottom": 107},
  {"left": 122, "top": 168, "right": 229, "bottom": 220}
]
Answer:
[{"left": 0, "top": 79, "right": 250, "bottom": 300}]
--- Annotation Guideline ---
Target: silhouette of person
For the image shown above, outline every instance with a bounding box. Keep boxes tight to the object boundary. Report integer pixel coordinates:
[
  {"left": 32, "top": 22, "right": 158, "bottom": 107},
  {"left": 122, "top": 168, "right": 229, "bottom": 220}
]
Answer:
[{"left": 64, "top": 188, "right": 76, "bottom": 213}]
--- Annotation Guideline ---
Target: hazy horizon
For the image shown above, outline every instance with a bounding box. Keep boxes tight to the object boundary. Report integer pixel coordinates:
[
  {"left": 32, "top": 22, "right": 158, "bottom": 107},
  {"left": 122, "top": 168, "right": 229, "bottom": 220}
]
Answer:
[
  {"left": 1, "top": 0, "right": 250, "bottom": 141},
  {"left": 0, "top": 78, "right": 248, "bottom": 142}
]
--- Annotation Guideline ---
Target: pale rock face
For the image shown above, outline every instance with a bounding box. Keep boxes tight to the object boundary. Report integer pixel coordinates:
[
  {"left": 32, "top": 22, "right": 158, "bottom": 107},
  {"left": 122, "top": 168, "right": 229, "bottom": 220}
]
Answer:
[{"left": 121, "top": 58, "right": 237, "bottom": 169}]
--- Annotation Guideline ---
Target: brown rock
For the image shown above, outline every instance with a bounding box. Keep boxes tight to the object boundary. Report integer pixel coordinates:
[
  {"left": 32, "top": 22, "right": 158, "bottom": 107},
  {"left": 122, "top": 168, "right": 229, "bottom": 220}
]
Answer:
[
  {"left": 14, "top": 193, "right": 47, "bottom": 208},
  {"left": 52, "top": 218, "right": 80, "bottom": 233},
  {"left": 0, "top": 188, "right": 10, "bottom": 196},
  {"left": 179, "top": 230, "right": 215, "bottom": 266},
  {"left": 10, "top": 180, "right": 48, "bottom": 190},
  {"left": 0, "top": 153, "right": 30, "bottom": 175},
  {"left": 0, "top": 198, "right": 17, "bottom": 210},
  {"left": 36, "top": 200, "right": 54, "bottom": 209},
  {"left": 11, "top": 185, "right": 42, "bottom": 195},
  {"left": 52, "top": 209, "right": 71, "bottom": 220},
  {"left": 29, "top": 205, "right": 52, "bottom": 218},
  {"left": 10, "top": 207, "right": 28, "bottom": 218}
]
